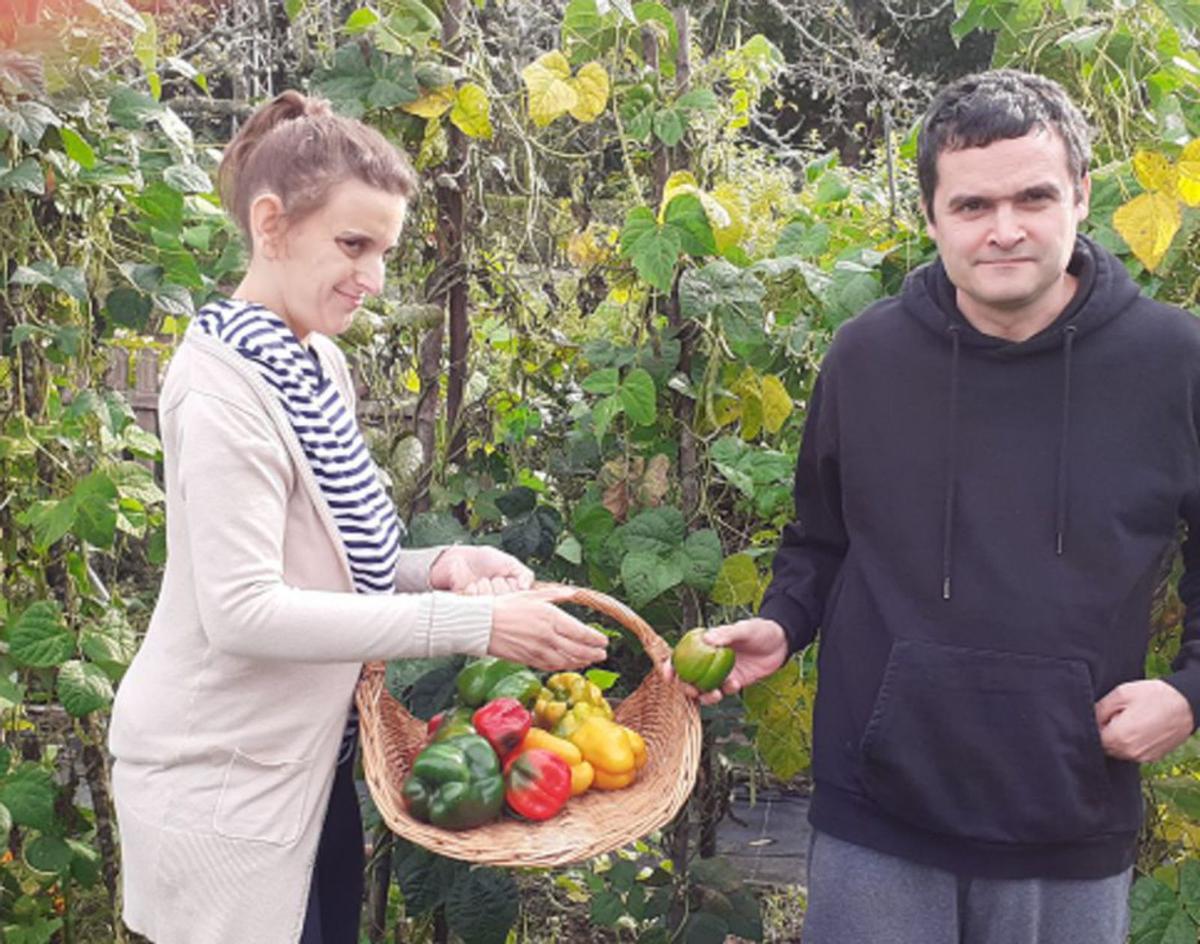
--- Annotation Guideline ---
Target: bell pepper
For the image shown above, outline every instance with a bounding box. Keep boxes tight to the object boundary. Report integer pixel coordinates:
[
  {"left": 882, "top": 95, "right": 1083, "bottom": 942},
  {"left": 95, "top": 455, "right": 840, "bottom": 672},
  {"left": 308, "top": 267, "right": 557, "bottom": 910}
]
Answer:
[
  {"left": 401, "top": 733, "right": 505, "bottom": 830},
  {"left": 517, "top": 727, "right": 595, "bottom": 796},
  {"left": 427, "top": 705, "right": 476, "bottom": 743},
  {"left": 456, "top": 657, "right": 542, "bottom": 708},
  {"left": 550, "top": 702, "right": 607, "bottom": 740},
  {"left": 471, "top": 698, "right": 532, "bottom": 760},
  {"left": 503, "top": 748, "right": 571, "bottom": 821},
  {"left": 565, "top": 716, "right": 647, "bottom": 791},
  {"left": 671, "top": 628, "right": 736, "bottom": 693},
  {"left": 533, "top": 672, "right": 613, "bottom": 729}
]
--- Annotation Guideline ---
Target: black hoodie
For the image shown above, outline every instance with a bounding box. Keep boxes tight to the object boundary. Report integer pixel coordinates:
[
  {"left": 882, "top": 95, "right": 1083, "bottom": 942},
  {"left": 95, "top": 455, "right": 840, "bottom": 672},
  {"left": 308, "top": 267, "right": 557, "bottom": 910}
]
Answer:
[{"left": 759, "top": 235, "right": 1200, "bottom": 880}]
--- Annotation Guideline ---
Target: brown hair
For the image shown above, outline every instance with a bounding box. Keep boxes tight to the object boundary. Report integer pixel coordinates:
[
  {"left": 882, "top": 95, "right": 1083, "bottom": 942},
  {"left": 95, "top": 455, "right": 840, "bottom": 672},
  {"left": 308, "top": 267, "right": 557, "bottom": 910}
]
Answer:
[{"left": 217, "top": 90, "right": 418, "bottom": 248}]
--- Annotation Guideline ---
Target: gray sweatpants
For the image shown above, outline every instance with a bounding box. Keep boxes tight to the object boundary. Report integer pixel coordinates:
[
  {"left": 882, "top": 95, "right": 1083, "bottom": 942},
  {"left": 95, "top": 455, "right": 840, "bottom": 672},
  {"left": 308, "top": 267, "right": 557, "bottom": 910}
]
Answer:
[{"left": 803, "top": 831, "right": 1132, "bottom": 944}]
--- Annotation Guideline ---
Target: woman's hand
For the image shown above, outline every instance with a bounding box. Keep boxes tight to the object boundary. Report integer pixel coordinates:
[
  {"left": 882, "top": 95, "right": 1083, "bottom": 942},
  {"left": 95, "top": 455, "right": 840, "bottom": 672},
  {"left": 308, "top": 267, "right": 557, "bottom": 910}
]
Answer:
[
  {"left": 489, "top": 587, "right": 608, "bottom": 672},
  {"left": 429, "top": 546, "right": 534, "bottom": 595},
  {"left": 660, "top": 618, "right": 789, "bottom": 705}
]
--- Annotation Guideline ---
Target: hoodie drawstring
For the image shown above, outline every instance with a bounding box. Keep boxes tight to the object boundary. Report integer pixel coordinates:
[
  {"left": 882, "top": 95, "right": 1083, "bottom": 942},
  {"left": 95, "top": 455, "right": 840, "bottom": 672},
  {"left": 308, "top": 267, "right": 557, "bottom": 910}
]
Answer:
[
  {"left": 940, "top": 324, "right": 1077, "bottom": 601},
  {"left": 1055, "top": 325, "right": 1077, "bottom": 556},
  {"left": 942, "top": 327, "right": 961, "bottom": 600}
]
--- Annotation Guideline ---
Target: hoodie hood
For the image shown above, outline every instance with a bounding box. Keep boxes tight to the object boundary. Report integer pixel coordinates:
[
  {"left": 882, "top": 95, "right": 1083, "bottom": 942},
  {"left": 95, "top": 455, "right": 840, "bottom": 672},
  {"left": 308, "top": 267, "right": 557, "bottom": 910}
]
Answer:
[
  {"left": 898, "top": 234, "right": 1142, "bottom": 597},
  {"left": 900, "top": 233, "right": 1141, "bottom": 355}
]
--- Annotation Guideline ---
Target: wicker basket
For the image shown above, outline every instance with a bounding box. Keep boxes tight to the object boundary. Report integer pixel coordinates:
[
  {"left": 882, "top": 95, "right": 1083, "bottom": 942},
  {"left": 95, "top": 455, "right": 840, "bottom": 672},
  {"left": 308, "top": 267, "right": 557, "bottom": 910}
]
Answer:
[{"left": 355, "top": 585, "right": 702, "bottom": 867}]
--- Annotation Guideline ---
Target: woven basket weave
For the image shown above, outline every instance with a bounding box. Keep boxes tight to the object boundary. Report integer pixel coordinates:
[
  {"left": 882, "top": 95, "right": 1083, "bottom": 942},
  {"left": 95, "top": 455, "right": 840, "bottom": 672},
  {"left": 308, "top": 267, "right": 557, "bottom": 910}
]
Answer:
[{"left": 356, "top": 585, "right": 702, "bottom": 867}]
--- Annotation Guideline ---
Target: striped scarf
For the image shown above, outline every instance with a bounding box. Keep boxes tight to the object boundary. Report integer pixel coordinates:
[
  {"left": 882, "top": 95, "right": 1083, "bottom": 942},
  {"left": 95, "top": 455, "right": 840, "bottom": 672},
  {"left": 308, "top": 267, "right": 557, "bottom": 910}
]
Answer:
[{"left": 194, "top": 298, "right": 403, "bottom": 592}]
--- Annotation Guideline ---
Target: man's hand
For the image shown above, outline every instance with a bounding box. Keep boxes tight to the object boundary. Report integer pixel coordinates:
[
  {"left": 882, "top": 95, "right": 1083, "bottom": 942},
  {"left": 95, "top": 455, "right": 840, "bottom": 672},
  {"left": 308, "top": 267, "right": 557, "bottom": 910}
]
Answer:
[
  {"left": 429, "top": 546, "right": 534, "bottom": 595},
  {"left": 659, "top": 618, "right": 790, "bottom": 705},
  {"left": 1095, "top": 679, "right": 1196, "bottom": 763}
]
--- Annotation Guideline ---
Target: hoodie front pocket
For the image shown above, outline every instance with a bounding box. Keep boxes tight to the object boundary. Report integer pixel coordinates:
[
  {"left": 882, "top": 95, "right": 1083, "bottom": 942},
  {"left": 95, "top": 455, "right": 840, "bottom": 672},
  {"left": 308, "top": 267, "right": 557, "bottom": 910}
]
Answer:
[
  {"left": 859, "top": 639, "right": 1116, "bottom": 845},
  {"left": 213, "top": 749, "right": 311, "bottom": 846}
]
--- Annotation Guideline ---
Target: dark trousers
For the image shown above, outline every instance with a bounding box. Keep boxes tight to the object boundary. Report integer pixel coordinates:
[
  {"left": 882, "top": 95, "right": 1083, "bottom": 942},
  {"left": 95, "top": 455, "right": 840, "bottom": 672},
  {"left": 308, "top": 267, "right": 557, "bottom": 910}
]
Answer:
[{"left": 299, "top": 754, "right": 364, "bottom": 944}]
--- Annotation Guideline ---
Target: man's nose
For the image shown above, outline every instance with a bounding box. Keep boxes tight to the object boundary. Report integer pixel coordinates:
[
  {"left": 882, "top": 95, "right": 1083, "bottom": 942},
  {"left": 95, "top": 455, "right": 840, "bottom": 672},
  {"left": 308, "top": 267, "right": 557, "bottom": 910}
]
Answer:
[{"left": 989, "top": 203, "right": 1025, "bottom": 249}]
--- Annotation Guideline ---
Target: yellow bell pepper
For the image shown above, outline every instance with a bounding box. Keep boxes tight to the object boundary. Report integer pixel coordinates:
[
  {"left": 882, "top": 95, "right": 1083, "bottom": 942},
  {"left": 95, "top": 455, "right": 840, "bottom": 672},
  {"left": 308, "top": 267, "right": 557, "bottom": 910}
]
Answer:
[
  {"left": 551, "top": 702, "right": 606, "bottom": 739},
  {"left": 533, "top": 672, "right": 613, "bottom": 730},
  {"left": 518, "top": 727, "right": 595, "bottom": 796},
  {"left": 565, "top": 716, "right": 646, "bottom": 791}
]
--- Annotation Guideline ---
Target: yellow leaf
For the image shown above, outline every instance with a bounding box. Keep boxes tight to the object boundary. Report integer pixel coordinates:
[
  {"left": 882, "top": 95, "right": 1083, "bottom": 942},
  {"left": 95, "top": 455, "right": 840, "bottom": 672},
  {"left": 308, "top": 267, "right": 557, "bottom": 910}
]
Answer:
[
  {"left": 403, "top": 368, "right": 421, "bottom": 393},
  {"left": 1113, "top": 191, "right": 1182, "bottom": 271},
  {"left": 402, "top": 85, "right": 456, "bottom": 119},
  {"left": 1177, "top": 139, "right": 1200, "bottom": 208},
  {"left": 711, "top": 181, "right": 748, "bottom": 254},
  {"left": 521, "top": 50, "right": 577, "bottom": 127},
  {"left": 568, "top": 61, "right": 609, "bottom": 123},
  {"left": 660, "top": 171, "right": 700, "bottom": 221},
  {"left": 761, "top": 374, "right": 793, "bottom": 434},
  {"left": 1132, "top": 150, "right": 1178, "bottom": 195},
  {"left": 567, "top": 228, "right": 610, "bottom": 267},
  {"left": 450, "top": 82, "right": 493, "bottom": 140}
]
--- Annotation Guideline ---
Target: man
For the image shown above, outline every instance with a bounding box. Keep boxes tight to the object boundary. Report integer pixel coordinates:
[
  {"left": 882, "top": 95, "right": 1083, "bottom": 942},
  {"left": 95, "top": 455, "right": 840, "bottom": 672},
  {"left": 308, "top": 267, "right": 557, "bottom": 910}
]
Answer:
[{"left": 667, "top": 70, "right": 1200, "bottom": 942}]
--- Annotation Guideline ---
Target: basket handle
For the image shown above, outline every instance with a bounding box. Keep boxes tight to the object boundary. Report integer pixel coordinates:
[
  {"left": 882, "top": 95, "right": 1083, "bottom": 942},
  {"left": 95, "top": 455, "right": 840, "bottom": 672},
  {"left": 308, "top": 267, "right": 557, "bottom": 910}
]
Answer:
[{"left": 537, "top": 583, "right": 672, "bottom": 670}]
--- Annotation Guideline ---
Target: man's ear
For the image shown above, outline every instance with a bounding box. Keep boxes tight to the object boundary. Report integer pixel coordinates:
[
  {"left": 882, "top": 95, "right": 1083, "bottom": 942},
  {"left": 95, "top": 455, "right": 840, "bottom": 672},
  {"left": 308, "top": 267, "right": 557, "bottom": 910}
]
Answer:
[
  {"left": 248, "top": 192, "right": 286, "bottom": 259},
  {"left": 1076, "top": 171, "right": 1091, "bottom": 222}
]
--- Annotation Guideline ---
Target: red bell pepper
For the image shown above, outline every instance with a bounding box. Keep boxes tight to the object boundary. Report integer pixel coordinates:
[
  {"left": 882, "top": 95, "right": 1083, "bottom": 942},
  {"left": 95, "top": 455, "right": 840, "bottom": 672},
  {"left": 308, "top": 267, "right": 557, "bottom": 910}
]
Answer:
[
  {"left": 503, "top": 748, "right": 571, "bottom": 821},
  {"left": 471, "top": 698, "right": 532, "bottom": 760}
]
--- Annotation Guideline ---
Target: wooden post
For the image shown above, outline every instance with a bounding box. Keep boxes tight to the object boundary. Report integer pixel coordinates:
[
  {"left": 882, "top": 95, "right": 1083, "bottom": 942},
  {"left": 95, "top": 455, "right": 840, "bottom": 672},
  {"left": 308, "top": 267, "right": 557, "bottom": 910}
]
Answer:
[{"left": 442, "top": 0, "right": 469, "bottom": 470}]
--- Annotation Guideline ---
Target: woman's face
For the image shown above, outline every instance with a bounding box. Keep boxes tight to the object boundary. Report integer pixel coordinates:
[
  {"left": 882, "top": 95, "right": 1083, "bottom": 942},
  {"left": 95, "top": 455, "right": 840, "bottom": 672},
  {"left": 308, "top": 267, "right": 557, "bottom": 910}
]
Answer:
[{"left": 263, "top": 178, "right": 408, "bottom": 342}]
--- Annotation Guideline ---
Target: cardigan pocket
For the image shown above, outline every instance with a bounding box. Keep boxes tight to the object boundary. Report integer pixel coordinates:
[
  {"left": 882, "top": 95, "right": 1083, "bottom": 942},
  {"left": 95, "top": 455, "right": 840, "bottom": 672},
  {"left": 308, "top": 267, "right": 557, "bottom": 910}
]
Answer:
[{"left": 213, "top": 749, "right": 311, "bottom": 846}]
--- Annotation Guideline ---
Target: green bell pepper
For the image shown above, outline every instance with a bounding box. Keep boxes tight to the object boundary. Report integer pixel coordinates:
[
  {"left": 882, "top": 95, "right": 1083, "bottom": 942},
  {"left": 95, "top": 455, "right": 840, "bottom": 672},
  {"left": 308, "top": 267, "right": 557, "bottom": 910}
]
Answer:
[
  {"left": 401, "top": 733, "right": 505, "bottom": 830},
  {"left": 456, "top": 657, "right": 542, "bottom": 708},
  {"left": 671, "top": 627, "right": 736, "bottom": 693}
]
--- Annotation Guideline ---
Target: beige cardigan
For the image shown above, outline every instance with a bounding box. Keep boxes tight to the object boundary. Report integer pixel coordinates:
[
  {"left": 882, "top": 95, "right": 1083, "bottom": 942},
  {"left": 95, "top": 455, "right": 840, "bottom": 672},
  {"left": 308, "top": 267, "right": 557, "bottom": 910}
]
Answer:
[{"left": 109, "top": 328, "right": 494, "bottom": 944}]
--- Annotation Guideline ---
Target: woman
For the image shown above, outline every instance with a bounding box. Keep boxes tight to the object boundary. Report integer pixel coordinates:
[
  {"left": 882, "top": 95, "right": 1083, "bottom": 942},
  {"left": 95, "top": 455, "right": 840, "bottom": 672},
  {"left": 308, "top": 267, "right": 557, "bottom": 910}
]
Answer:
[{"left": 108, "top": 91, "right": 607, "bottom": 944}]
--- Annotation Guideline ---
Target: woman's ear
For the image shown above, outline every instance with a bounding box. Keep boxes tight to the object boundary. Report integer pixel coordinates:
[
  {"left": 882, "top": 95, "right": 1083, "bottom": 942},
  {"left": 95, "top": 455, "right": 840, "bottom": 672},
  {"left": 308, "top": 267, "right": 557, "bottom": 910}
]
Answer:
[{"left": 248, "top": 192, "right": 286, "bottom": 260}]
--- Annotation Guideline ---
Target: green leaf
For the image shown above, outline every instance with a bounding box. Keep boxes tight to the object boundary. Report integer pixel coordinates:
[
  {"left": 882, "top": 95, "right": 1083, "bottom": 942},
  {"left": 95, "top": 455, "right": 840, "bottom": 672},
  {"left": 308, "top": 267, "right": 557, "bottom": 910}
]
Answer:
[
  {"left": 162, "top": 162, "right": 212, "bottom": 193},
  {"left": 449, "top": 82, "right": 493, "bottom": 140},
  {"left": 682, "top": 529, "right": 723, "bottom": 591},
  {"left": 17, "top": 498, "right": 76, "bottom": 551},
  {"left": 592, "top": 394, "right": 623, "bottom": 441},
  {"left": 9, "top": 600, "right": 74, "bottom": 668},
  {"left": 619, "top": 506, "right": 686, "bottom": 555},
  {"left": 108, "top": 87, "right": 160, "bottom": 129},
  {"left": 80, "top": 610, "right": 138, "bottom": 679},
  {"left": 652, "top": 106, "right": 685, "bottom": 146},
  {"left": 680, "top": 912, "right": 729, "bottom": 944},
  {"left": 775, "top": 220, "right": 830, "bottom": 257},
  {"left": 408, "top": 511, "right": 469, "bottom": 548},
  {"left": 134, "top": 181, "right": 184, "bottom": 232},
  {"left": 572, "top": 502, "right": 615, "bottom": 553},
  {"left": 495, "top": 486, "right": 538, "bottom": 518},
  {"left": 678, "top": 260, "right": 764, "bottom": 320},
  {"left": 392, "top": 839, "right": 467, "bottom": 914},
  {"left": 590, "top": 889, "right": 626, "bottom": 926},
  {"left": 814, "top": 171, "right": 851, "bottom": 204},
  {"left": 500, "top": 507, "right": 562, "bottom": 562},
  {"left": 742, "top": 657, "right": 813, "bottom": 779},
  {"left": 620, "top": 206, "right": 681, "bottom": 292},
  {"left": 24, "top": 835, "right": 72, "bottom": 875},
  {"left": 67, "top": 838, "right": 102, "bottom": 887},
  {"left": 58, "top": 660, "right": 115, "bottom": 716},
  {"left": 1180, "top": 859, "right": 1200, "bottom": 912},
  {"left": 104, "top": 288, "right": 153, "bottom": 330},
  {"left": 72, "top": 471, "right": 118, "bottom": 547},
  {"left": 108, "top": 461, "right": 165, "bottom": 505},
  {"left": 0, "top": 99, "right": 58, "bottom": 146},
  {"left": 621, "top": 548, "right": 684, "bottom": 606},
  {"left": 582, "top": 367, "right": 621, "bottom": 395},
  {"left": 710, "top": 553, "right": 760, "bottom": 606},
  {"left": 618, "top": 368, "right": 657, "bottom": 426},
  {"left": 0, "top": 764, "right": 57, "bottom": 831},
  {"left": 585, "top": 668, "right": 620, "bottom": 691},
  {"left": 664, "top": 192, "right": 716, "bottom": 257},
  {"left": 345, "top": 7, "right": 379, "bottom": 32},
  {"left": 444, "top": 866, "right": 519, "bottom": 944},
  {"left": 677, "top": 88, "right": 718, "bottom": 112},
  {"left": 57, "top": 126, "right": 96, "bottom": 168},
  {"left": 285, "top": 0, "right": 305, "bottom": 18},
  {"left": 0, "top": 157, "right": 44, "bottom": 194}
]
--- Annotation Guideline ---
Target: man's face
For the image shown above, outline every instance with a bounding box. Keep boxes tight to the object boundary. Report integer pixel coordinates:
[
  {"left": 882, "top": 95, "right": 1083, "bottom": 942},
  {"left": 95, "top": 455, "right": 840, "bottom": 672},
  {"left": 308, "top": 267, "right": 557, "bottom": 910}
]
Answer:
[{"left": 924, "top": 129, "right": 1090, "bottom": 336}]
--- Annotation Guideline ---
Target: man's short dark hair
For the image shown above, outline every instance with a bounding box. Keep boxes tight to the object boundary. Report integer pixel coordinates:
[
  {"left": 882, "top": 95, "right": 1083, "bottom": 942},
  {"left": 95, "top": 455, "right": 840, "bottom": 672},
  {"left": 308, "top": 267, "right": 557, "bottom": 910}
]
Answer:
[{"left": 917, "top": 69, "right": 1092, "bottom": 219}]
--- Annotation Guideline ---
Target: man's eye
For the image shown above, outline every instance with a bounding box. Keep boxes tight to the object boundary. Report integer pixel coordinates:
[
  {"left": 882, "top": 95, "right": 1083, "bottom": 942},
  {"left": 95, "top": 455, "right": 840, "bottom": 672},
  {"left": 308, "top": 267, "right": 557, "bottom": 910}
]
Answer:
[{"left": 340, "top": 238, "right": 365, "bottom": 252}]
